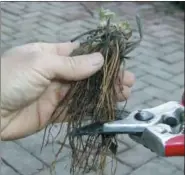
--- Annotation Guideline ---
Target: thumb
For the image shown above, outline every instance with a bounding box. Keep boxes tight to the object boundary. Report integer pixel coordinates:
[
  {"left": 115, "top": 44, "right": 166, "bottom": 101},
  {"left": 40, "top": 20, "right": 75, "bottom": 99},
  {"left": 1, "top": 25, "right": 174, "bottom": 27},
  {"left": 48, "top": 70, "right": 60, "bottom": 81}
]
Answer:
[{"left": 40, "top": 52, "right": 104, "bottom": 81}]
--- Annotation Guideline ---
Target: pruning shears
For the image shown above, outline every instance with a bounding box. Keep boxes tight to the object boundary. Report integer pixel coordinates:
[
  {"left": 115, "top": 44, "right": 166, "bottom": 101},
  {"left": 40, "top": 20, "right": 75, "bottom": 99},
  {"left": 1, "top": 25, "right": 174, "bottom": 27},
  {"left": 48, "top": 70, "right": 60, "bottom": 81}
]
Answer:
[{"left": 71, "top": 101, "right": 184, "bottom": 157}]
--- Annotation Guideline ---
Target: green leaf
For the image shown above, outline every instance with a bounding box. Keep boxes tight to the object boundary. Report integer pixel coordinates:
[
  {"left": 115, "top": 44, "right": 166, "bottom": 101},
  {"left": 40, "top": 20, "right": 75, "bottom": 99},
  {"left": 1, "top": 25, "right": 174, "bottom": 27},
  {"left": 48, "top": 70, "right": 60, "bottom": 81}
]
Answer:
[
  {"left": 119, "top": 21, "right": 131, "bottom": 30},
  {"left": 99, "top": 8, "right": 116, "bottom": 21}
]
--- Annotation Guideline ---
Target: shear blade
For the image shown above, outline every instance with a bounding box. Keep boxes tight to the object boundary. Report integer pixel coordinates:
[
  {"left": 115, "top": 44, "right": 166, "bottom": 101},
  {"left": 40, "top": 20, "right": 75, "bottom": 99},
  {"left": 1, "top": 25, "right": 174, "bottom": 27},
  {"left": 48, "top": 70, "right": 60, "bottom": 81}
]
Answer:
[{"left": 71, "top": 121, "right": 106, "bottom": 136}]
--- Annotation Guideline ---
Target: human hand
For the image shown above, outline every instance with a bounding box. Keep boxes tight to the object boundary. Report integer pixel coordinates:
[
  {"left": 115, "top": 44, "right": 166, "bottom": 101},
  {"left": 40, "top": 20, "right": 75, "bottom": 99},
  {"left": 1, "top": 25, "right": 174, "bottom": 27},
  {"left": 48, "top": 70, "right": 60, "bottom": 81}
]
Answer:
[{"left": 1, "top": 42, "right": 135, "bottom": 141}]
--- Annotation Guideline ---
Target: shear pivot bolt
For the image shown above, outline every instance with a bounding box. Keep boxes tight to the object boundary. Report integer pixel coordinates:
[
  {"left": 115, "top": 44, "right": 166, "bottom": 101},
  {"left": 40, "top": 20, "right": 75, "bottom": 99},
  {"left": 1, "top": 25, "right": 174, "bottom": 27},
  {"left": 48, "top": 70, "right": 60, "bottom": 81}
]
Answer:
[{"left": 135, "top": 111, "right": 154, "bottom": 121}]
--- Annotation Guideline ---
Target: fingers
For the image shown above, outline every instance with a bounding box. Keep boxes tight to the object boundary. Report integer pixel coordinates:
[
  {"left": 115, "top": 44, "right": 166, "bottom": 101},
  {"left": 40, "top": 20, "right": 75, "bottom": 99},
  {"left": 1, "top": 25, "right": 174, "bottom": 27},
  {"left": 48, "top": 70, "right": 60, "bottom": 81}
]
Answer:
[
  {"left": 8, "top": 42, "right": 79, "bottom": 57},
  {"left": 33, "top": 42, "right": 79, "bottom": 56},
  {"left": 38, "top": 42, "right": 80, "bottom": 56},
  {"left": 36, "top": 81, "right": 70, "bottom": 128},
  {"left": 39, "top": 52, "right": 104, "bottom": 81},
  {"left": 117, "top": 70, "right": 135, "bottom": 87},
  {"left": 115, "top": 85, "right": 132, "bottom": 101},
  {"left": 37, "top": 47, "right": 133, "bottom": 101},
  {"left": 115, "top": 70, "right": 135, "bottom": 101},
  {"left": 55, "top": 42, "right": 80, "bottom": 56}
]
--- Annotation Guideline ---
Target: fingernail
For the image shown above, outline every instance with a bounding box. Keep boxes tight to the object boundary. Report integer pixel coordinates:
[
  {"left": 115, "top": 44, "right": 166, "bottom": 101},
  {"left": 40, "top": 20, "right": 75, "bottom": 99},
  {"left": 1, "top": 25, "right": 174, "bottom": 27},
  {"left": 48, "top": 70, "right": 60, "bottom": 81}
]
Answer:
[{"left": 90, "top": 52, "right": 104, "bottom": 66}]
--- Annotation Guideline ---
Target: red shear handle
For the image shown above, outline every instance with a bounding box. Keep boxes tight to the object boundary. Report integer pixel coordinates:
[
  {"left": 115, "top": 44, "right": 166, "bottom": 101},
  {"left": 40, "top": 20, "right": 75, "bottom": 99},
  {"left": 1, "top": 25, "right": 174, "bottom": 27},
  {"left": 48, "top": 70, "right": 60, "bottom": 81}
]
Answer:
[{"left": 165, "top": 135, "right": 184, "bottom": 156}]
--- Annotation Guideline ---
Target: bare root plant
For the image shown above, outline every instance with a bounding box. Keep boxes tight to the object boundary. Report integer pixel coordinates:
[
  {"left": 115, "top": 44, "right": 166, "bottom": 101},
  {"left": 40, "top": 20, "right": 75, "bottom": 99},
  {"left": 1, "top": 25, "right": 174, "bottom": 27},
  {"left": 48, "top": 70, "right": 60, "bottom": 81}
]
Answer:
[{"left": 42, "top": 9, "right": 143, "bottom": 175}]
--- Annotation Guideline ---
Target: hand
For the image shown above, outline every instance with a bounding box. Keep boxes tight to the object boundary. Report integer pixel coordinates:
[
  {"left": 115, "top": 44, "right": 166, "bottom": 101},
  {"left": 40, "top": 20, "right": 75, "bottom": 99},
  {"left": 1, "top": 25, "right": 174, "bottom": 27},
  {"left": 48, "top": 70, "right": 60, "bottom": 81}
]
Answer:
[{"left": 1, "top": 42, "right": 135, "bottom": 141}]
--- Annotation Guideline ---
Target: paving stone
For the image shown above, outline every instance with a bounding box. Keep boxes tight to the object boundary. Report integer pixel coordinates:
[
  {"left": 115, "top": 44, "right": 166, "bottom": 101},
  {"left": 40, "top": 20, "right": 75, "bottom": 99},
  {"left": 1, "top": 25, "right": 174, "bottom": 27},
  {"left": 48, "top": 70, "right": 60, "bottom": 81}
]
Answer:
[
  {"left": 138, "top": 47, "right": 163, "bottom": 58},
  {"left": 40, "top": 14, "right": 65, "bottom": 24},
  {"left": 137, "top": 55, "right": 183, "bottom": 75},
  {"left": 164, "top": 16, "right": 184, "bottom": 29},
  {"left": 163, "top": 157, "right": 184, "bottom": 171},
  {"left": 136, "top": 54, "right": 171, "bottom": 70},
  {"left": 163, "top": 60, "right": 184, "bottom": 75},
  {"left": 127, "top": 103, "right": 150, "bottom": 112},
  {"left": 132, "top": 80, "right": 149, "bottom": 92},
  {"left": 36, "top": 26, "right": 57, "bottom": 36},
  {"left": 16, "top": 18, "right": 39, "bottom": 27},
  {"left": 140, "top": 74, "right": 179, "bottom": 91},
  {"left": 1, "top": 11, "right": 20, "bottom": 21},
  {"left": 117, "top": 144, "right": 156, "bottom": 168},
  {"left": 1, "top": 32, "right": 13, "bottom": 42},
  {"left": 160, "top": 50, "right": 184, "bottom": 64},
  {"left": 137, "top": 63, "right": 173, "bottom": 80},
  {"left": 137, "top": 4, "right": 154, "bottom": 10},
  {"left": 1, "top": 161, "right": 20, "bottom": 175},
  {"left": 143, "top": 86, "right": 177, "bottom": 101},
  {"left": 44, "top": 1, "right": 72, "bottom": 9},
  {"left": 125, "top": 59, "right": 141, "bottom": 69},
  {"left": 16, "top": 23, "right": 39, "bottom": 31},
  {"left": 15, "top": 125, "right": 70, "bottom": 165},
  {"left": 1, "top": 46, "right": 11, "bottom": 56},
  {"left": 35, "top": 155, "right": 132, "bottom": 175},
  {"left": 129, "top": 157, "right": 179, "bottom": 175},
  {"left": 13, "top": 31, "right": 39, "bottom": 39},
  {"left": 80, "top": 1, "right": 99, "bottom": 12},
  {"left": 1, "top": 141, "right": 43, "bottom": 175},
  {"left": 119, "top": 97, "right": 152, "bottom": 112},
  {"left": 152, "top": 28, "right": 175, "bottom": 38},
  {"left": 46, "top": 10, "right": 65, "bottom": 20},
  {"left": 24, "top": 3, "right": 48, "bottom": 12},
  {"left": 128, "top": 67, "right": 147, "bottom": 79},
  {"left": 169, "top": 88, "right": 184, "bottom": 101},
  {"left": 103, "top": 158, "right": 133, "bottom": 175},
  {"left": 83, "top": 17, "right": 99, "bottom": 27},
  {"left": 33, "top": 155, "right": 71, "bottom": 175},
  {"left": 39, "top": 20, "right": 62, "bottom": 31},
  {"left": 117, "top": 135, "right": 138, "bottom": 148},
  {"left": 1, "top": 25, "right": 17, "bottom": 35},
  {"left": 64, "top": 11, "right": 90, "bottom": 21},
  {"left": 158, "top": 36, "right": 181, "bottom": 45},
  {"left": 172, "top": 170, "right": 184, "bottom": 175},
  {"left": 170, "top": 73, "right": 184, "bottom": 86},
  {"left": 117, "top": 141, "right": 129, "bottom": 153},
  {"left": 146, "top": 24, "right": 170, "bottom": 33},
  {"left": 141, "top": 34, "right": 159, "bottom": 45},
  {"left": 160, "top": 43, "right": 182, "bottom": 55},
  {"left": 22, "top": 11, "right": 42, "bottom": 19},
  {"left": 52, "top": 123, "right": 70, "bottom": 146},
  {"left": 126, "top": 48, "right": 142, "bottom": 58},
  {"left": 83, "top": 156, "right": 133, "bottom": 175},
  {"left": 145, "top": 98, "right": 166, "bottom": 107},
  {"left": 59, "top": 20, "right": 85, "bottom": 31},
  {"left": 125, "top": 90, "right": 154, "bottom": 108},
  {"left": 139, "top": 40, "right": 158, "bottom": 49},
  {"left": 116, "top": 2, "right": 138, "bottom": 16},
  {"left": 1, "top": 6, "right": 23, "bottom": 16},
  {"left": 5, "top": 2, "right": 25, "bottom": 10},
  {"left": 8, "top": 37, "right": 38, "bottom": 48}
]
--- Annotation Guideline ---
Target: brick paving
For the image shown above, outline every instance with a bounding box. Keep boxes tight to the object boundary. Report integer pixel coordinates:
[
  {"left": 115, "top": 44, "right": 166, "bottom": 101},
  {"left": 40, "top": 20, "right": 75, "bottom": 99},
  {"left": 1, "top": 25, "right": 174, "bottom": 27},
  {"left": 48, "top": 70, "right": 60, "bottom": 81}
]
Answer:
[{"left": 1, "top": 2, "right": 184, "bottom": 175}]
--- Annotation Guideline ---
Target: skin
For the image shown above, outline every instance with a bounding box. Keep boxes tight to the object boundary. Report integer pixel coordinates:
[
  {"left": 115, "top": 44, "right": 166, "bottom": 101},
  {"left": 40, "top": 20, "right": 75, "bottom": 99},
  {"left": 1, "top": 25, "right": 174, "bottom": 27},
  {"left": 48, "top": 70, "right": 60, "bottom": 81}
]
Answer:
[{"left": 1, "top": 42, "right": 135, "bottom": 141}]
